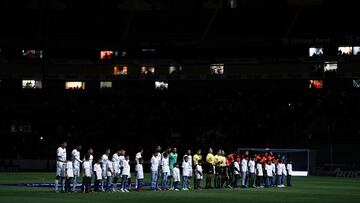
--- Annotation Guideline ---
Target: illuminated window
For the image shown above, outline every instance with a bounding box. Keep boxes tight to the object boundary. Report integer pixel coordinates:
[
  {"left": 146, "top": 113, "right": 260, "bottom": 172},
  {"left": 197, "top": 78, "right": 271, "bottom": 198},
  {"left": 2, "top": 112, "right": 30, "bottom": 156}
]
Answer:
[
  {"left": 309, "top": 47, "right": 323, "bottom": 57},
  {"left": 22, "top": 80, "right": 42, "bottom": 89},
  {"left": 65, "top": 82, "right": 86, "bottom": 90},
  {"left": 155, "top": 81, "right": 168, "bottom": 90},
  {"left": 338, "top": 46, "right": 352, "bottom": 55},
  {"left": 114, "top": 66, "right": 128, "bottom": 75},
  {"left": 100, "top": 81, "right": 112, "bottom": 89},
  {"left": 353, "top": 47, "right": 360, "bottom": 56},
  {"left": 100, "top": 50, "right": 118, "bottom": 60},
  {"left": 210, "top": 64, "right": 224, "bottom": 75},
  {"left": 141, "top": 66, "right": 155, "bottom": 75},
  {"left": 169, "top": 65, "right": 182, "bottom": 74},
  {"left": 22, "top": 50, "right": 43, "bottom": 59},
  {"left": 353, "top": 79, "right": 360, "bottom": 88},
  {"left": 309, "top": 80, "right": 323, "bottom": 89},
  {"left": 324, "top": 61, "right": 337, "bottom": 72}
]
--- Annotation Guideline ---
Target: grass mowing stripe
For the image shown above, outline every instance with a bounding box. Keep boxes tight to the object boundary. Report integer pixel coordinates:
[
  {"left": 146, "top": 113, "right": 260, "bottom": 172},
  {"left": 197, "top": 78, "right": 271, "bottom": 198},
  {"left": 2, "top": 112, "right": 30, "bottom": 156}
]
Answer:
[{"left": 0, "top": 173, "right": 360, "bottom": 203}]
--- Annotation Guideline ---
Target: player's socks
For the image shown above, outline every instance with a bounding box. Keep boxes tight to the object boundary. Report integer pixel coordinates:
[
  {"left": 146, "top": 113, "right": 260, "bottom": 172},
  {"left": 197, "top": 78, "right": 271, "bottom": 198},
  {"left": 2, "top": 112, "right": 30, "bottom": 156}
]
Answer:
[
  {"left": 128, "top": 179, "right": 131, "bottom": 190},
  {"left": 60, "top": 178, "right": 65, "bottom": 192},
  {"left": 72, "top": 177, "right": 77, "bottom": 191},
  {"left": 101, "top": 180, "right": 105, "bottom": 191},
  {"left": 55, "top": 179, "right": 59, "bottom": 191}
]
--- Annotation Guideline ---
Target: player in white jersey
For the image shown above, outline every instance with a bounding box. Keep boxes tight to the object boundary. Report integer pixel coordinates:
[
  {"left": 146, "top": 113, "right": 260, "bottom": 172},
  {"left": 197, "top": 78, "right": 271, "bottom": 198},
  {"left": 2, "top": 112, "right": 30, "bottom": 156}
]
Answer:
[
  {"left": 150, "top": 151, "right": 161, "bottom": 191},
  {"left": 161, "top": 152, "right": 170, "bottom": 190},
  {"left": 277, "top": 160, "right": 286, "bottom": 187},
  {"left": 65, "top": 160, "right": 74, "bottom": 193},
  {"left": 182, "top": 155, "right": 191, "bottom": 190},
  {"left": 173, "top": 163, "right": 181, "bottom": 191},
  {"left": 233, "top": 158, "right": 240, "bottom": 187},
  {"left": 134, "top": 148, "right": 143, "bottom": 189},
  {"left": 55, "top": 141, "right": 67, "bottom": 192},
  {"left": 135, "top": 158, "right": 144, "bottom": 192},
  {"left": 135, "top": 148, "right": 143, "bottom": 165},
  {"left": 241, "top": 156, "right": 248, "bottom": 188},
  {"left": 256, "top": 161, "right": 263, "bottom": 188},
  {"left": 71, "top": 144, "right": 82, "bottom": 191},
  {"left": 106, "top": 160, "right": 114, "bottom": 192},
  {"left": 84, "top": 148, "right": 94, "bottom": 168},
  {"left": 183, "top": 150, "right": 192, "bottom": 189},
  {"left": 195, "top": 163, "right": 203, "bottom": 190},
  {"left": 248, "top": 156, "right": 256, "bottom": 188},
  {"left": 81, "top": 155, "right": 92, "bottom": 193},
  {"left": 100, "top": 149, "right": 111, "bottom": 191},
  {"left": 271, "top": 159, "right": 276, "bottom": 187},
  {"left": 121, "top": 155, "right": 131, "bottom": 192},
  {"left": 286, "top": 160, "right": 293, "bottom": 187},
  {"left": 112, "top": 150, "right": 121, "bottom": 191},
  {"left": 265, "top": 160, "right": 273, "bottom": 188},
  {"left": 84, "top": 148, "right": 94, "bottom": 180},
  {"left": 93, "top": 158, "right": 102, "bottom": 192}
]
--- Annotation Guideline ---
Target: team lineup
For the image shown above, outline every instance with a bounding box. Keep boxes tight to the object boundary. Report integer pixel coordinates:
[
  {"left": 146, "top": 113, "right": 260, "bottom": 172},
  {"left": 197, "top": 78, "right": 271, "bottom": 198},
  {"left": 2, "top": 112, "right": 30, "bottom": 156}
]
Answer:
[{"left": 55, "top": 141, "right": 293, "bottom": 193}]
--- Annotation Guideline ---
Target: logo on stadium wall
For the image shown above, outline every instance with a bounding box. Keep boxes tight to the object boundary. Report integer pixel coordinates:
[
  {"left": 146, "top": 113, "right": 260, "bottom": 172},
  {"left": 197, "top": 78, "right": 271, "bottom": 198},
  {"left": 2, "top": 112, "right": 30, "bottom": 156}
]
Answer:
[{"left": 333, "top": 168, "right": 360, "bottom": 178}]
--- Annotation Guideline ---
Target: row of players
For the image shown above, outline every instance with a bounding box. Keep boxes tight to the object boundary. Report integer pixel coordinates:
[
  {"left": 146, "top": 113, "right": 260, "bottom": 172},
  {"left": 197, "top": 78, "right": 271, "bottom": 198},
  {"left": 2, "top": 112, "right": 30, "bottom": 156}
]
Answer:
[{"left": 55, "top": 142, "right": 293, "bottom": 193}]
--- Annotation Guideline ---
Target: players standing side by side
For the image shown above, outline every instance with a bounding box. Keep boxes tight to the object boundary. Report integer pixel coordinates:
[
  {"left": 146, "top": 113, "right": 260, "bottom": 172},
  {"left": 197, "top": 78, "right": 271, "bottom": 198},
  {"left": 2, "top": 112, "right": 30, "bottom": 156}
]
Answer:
[
  {"left": 55, "top": 141, "right": 67, "bottom": 193},
  {"left": 55, "top": 144, "right": 296, "bottom": 193}
]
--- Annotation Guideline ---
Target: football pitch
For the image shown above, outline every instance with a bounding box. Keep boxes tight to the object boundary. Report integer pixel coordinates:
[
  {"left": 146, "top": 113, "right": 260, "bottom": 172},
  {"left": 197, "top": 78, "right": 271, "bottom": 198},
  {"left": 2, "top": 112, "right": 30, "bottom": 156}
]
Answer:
[{"left": 0, "top": 173, "right": 360, "bottom": 203}]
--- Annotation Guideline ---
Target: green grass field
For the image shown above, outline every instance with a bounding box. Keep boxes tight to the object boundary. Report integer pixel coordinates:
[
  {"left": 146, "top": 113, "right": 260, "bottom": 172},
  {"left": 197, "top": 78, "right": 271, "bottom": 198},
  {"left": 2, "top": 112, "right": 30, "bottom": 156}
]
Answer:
[{"left": 0, "top": 173, "right": 360, "bottom": 203}]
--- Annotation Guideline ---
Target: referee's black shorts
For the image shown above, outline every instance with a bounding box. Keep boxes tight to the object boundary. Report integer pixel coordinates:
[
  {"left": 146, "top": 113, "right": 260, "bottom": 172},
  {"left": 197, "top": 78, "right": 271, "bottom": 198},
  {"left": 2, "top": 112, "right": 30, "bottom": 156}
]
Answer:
[
  {"left": 215, "top": 166, "right": 222, "bottom": 175},
  {"left": 206, "top": 163, "right": 214, "bottom": 174}
]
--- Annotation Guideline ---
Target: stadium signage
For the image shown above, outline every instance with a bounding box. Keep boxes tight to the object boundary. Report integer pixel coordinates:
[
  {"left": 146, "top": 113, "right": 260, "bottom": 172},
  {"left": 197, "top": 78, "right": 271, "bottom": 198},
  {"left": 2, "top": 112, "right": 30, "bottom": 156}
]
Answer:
[
  {"left": 284, "top": 38, "right": 330, "bottom": 45},
  {"left": 333, "top": 168, "right": 360, "bottom": 178}
]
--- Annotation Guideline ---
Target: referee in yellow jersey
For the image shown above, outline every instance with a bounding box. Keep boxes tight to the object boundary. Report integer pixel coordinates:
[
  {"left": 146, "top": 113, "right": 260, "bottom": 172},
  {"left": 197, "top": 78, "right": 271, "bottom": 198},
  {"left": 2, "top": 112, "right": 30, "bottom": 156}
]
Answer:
[{"left": 205, "top": 148, "right": 215, "bottom": 189}]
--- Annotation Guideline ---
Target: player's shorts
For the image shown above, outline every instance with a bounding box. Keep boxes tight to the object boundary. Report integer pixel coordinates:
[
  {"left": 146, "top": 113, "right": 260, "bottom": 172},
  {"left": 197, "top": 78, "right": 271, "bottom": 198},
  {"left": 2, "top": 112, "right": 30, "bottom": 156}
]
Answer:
[
  {"left": 73, "top": 167, "right": 80, "bottom": 177},
  {"left": 169, "top": 167, "right": 174, "bottom": 177},
  {"left": 56, "top": 162, "right": 66, "bottom": 177},
  {"left": 215, "top": 166, "right": 222, "bottom": 175},
  {"left": 188, "top": 169, "right": 193, "bottom": 177},
  {"left": 102, "top": 167, "right": 107, "bottom": 179},
  {"left": 222, "top": 167, "right": 228, "bottom": 176},
  {"left": 206, "top": 163, "right": 215, "bottom": 174}
]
